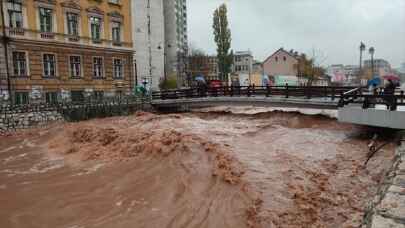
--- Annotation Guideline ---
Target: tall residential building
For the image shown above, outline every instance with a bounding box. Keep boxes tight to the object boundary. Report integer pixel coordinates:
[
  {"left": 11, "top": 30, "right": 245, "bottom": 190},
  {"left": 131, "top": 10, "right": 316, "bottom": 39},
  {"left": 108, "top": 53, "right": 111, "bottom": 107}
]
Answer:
[
  {"left": 164, "top": 0, "right": 188, "bottom": 87},
  {"left": 0, "top": 0, "right": 133, "bottom": 104},
  {"left": 132, "top": 0, "right": 188, "bottom": 90},
  {"left": 132, "top": 0, "right": 165, "bottom": 91}
]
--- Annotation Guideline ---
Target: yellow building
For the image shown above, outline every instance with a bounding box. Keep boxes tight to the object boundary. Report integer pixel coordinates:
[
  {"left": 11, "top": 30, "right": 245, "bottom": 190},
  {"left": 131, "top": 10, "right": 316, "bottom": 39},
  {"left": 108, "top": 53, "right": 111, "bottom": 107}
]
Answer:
[{"left": 1, "top": 0, "right": 134, "bottom": 104}]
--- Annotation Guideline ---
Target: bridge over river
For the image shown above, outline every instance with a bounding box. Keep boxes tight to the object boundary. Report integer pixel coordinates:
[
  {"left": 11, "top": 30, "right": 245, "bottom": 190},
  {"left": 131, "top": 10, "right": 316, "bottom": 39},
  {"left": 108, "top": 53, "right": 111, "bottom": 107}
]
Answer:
[{"left": 152, "top": 85, "right": 405, "bottom": 129}]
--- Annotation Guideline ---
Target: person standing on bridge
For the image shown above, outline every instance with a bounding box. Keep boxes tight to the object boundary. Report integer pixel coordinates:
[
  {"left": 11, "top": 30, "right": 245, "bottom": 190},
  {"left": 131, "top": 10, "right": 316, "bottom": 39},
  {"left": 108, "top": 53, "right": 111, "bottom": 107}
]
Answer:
[{"left": 384, "top": 79, "right": 397, "bottom": 110}]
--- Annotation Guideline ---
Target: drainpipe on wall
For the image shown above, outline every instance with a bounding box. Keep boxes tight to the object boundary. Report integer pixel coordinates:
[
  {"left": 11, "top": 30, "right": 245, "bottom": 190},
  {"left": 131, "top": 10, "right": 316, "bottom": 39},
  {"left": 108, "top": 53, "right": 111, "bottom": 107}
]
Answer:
[{"left": 0, "top": 0, "right": 12, "bottom": 103}]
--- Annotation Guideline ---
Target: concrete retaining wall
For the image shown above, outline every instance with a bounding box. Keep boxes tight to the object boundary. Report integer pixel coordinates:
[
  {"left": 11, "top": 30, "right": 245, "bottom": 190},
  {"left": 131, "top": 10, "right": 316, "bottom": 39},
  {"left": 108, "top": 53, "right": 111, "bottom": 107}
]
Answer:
[
  {"left": 338, "top": 106, "right": 405, "bottom": 129},
  {"left": 362, "top": 135, "right": 405, "bottom": 228}
]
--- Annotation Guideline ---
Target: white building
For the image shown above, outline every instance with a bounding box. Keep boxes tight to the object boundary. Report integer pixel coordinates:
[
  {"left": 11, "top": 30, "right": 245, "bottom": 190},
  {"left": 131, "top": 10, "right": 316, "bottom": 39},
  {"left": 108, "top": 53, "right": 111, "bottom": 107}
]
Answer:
[
  {"left": 233, "top": 51, "right": 253, "bottom": 75},
  {"left": 132, "top": 0, "right": 188, "bottom": 91},
  {"left": 326, "top": 65, "right": 346, "bottom": 83},
  {"left": 344, "top": 65, "right": 360, "bottom": 85},
  {"left": 132, "top": 0, "right": 165, "bottom": 91},
  {"left": 398, "top": 63, "right": 405, "bottom": 74},
  {"left": 164, "top": 0, "right": 188, "bottom": 87}
]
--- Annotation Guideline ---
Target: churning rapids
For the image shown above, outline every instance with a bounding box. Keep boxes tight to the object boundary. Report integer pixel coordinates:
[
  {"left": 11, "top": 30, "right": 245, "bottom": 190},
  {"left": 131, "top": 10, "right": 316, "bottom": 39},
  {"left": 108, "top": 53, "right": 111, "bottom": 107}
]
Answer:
[{"left": 0, "top": 107, "right": 396, "bottom": 228}]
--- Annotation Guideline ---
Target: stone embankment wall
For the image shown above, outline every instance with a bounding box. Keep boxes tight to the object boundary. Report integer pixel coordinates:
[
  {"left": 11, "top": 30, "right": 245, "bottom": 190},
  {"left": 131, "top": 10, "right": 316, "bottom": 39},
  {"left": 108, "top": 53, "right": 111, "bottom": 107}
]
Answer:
[
  {"left": 0, "top": 110, "right": 63, "bottom": 133},
  {"left": 362, "top": 134, "right": 405, "bottom": 228}
]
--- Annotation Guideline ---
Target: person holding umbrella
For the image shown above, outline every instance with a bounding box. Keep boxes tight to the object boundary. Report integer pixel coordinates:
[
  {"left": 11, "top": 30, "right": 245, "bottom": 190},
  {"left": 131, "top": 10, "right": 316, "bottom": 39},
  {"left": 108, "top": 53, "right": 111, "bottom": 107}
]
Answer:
[{"left": 383, "top": 77, "right": 398, "bottom": 110}]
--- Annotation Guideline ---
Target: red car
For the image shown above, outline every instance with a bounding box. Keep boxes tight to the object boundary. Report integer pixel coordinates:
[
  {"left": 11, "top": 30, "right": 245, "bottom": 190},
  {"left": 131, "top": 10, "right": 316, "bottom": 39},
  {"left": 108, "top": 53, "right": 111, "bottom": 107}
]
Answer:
[{"left": 209, "top": 80, "right": 223, "bottom": 88}]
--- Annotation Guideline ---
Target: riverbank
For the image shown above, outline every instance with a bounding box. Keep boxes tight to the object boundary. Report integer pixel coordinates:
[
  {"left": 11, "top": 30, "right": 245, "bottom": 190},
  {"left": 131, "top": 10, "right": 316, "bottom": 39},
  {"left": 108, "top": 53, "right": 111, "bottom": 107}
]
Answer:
[{"left": 362, "top": 134, "right": 405, "bottom": 228}]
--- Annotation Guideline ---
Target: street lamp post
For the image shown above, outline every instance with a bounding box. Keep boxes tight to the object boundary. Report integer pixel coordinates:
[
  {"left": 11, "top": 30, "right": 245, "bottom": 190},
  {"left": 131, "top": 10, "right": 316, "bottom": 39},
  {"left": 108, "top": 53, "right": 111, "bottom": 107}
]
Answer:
[
  {"left": 369, "top": 47, "right": 375, "bottom": 77},
  {"left": 359, "top": 42, "right": 366, "bottom": 81}
]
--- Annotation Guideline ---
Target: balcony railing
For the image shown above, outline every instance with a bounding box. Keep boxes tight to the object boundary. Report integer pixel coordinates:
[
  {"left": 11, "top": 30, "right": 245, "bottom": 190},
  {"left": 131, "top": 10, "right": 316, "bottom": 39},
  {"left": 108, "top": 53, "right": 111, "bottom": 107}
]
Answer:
[
  {"left": 4, "top": 27, "right": 133, "bottom": 49},
  {"left": 8, "top": 28, "right": 25, "bottom": 36},
  {"left": 40, "top": 32, "right": 55, "bottom": 39}
]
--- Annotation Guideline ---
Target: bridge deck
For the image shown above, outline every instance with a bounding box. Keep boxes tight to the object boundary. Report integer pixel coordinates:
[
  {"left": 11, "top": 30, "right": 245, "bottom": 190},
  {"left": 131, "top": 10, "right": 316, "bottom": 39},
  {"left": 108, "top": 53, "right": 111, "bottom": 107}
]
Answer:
[
  {"left": 338, "top": 104, "right": 405, "bottom": 129},
  {"left": 152, "top": 96, "right": 339, "bottom": 109}
]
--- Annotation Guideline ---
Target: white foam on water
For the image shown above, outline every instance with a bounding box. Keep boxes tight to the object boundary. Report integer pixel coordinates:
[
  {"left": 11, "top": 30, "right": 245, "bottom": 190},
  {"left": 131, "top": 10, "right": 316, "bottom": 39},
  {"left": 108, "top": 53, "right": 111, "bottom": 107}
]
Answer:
[
  {"left": 0, "top": 146, "right": 17, "bottom": 154},
  {"left": 3, "top": 153, "right": 28, "bottom": 164},
  {"left": 1, "top": 157, "right": 64, "bottom": 176},
  {"left": 72, "top": 163, "right": 106, "bottom": 177}
]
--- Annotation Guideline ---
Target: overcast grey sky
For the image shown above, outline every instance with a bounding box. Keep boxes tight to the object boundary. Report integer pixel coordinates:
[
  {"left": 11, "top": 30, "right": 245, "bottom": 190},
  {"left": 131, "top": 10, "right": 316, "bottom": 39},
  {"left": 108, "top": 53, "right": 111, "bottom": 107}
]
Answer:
[{"left": 187, "top": 0, "right": 405, "bottom": 67}]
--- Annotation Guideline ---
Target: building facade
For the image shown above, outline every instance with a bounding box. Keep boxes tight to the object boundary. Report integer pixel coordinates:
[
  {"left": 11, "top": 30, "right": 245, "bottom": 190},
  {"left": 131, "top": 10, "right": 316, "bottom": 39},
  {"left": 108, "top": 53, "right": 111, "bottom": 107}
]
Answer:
[
  {"left": 131, "top": 0, "right": 188, "bottom": 90},
  {"left": 233, "top": 51, "right": 253, "bottom": 75},
  {"left": 326, "top": 65, "right": 346, "bottom": 84},
  {"left": 343, "top": 65, "right": 360, "bottom": 85},
  {"left": 364, "top": 59, "right": 392, "bottom": 77},
  {"left": 188, "top": 55, "right": 218, "bottom": 82},
  {"left": 164, "top": 0, "right": 188, "bottom": 87},
  {"left": 1, "top": 0, "right": 133, "bottom": 104},
  {"left": 263, "top": 48, "right": 299, "bottom": 77},
  {"left": 132, "top": 0, "right": 164, "bottom": 91}
]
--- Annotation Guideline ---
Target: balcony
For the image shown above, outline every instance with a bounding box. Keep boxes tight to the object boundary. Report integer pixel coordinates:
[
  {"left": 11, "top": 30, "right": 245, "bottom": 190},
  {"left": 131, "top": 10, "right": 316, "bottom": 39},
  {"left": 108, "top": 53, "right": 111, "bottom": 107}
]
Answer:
[
  {"left": 92, "top": 39, "right": 102, "bottom": 44},
  {"left": 40, "top": 32, "right": 55, "bottom": 40},
  {"left": 67, "top": 35, "right": 80, "bottom": 42},
  {"left": 8, "top": 28, "right": 25, "bottom": 36},
  {"left": 10, "top": 74, "right": 29, "bottom": 79},
  {"left": 112, "top": 41, "right": 122, "bottom": 46}
]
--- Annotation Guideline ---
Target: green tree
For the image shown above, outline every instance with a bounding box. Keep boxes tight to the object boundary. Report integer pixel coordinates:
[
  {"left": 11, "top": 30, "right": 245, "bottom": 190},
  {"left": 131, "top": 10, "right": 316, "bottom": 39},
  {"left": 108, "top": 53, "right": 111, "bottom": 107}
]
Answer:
[
  {"left": 295, "top": 53, "right": 326, "bottom": 86},
  {"left": 213, "top": 4, "right": 232, "bottom": 82},
  {"left": 159, "top": 73, "right": 178, "bottom": 90}
]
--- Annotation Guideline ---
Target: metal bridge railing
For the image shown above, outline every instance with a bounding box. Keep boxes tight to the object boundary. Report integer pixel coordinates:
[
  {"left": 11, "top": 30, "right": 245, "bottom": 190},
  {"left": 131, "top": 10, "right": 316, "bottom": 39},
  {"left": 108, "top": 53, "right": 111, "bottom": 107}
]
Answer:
[
  {"left": 338, "top": 87, "right": 405, "bottom": 111},
  {"left": 152, "top": 85, "right": 359, "bottom": 101}
]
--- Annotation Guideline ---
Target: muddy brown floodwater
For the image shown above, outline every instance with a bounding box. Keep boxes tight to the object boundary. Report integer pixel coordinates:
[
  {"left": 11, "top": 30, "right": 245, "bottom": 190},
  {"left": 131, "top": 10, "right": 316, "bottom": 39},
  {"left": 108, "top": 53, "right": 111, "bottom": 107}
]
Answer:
[{"left": 0, "top": 107, "right": 396, "bottom": 228}]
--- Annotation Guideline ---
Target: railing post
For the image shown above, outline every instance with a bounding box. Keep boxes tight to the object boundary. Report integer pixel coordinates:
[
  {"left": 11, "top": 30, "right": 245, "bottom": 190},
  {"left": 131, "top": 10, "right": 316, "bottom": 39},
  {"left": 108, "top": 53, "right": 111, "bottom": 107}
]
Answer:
[
  {"left": 247, "top": 86, "right": 251, "bottom": 97},
  {"left": 252, "top": 84, "right": 255, "bottom": 96},
  {"left": 338, "top": 92, "right": 344, "bottom": 107},
  {"left": 391, "top": 94, "right": 397, "bottom": 111},
  {"left": 285, "top": 83, "right": 289, "bottom": 98},
  {"left": 401, "top": 91, "right": 404, "bottom": 104},
  {"left": 266, "top": 85, "right": 270, "bottom": 97},
  {"left": 331, "top": 87, "right": 335, "bottom": 101},
  {"left": 323, "top": 86, "right": 327, "bottom": 98},
  {"left": 362, "top": 96, "right": 369, "bottom": 109},
  {"left": 230, "top": 86, "right": 234, "bottom": 97}
]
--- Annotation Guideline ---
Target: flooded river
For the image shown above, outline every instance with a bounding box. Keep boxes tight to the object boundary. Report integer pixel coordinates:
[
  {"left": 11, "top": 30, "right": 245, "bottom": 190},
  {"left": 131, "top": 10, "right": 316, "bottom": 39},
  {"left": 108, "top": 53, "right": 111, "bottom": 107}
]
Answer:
[{"left": 0, "top": 107, "right": 395, "bottom": 228}]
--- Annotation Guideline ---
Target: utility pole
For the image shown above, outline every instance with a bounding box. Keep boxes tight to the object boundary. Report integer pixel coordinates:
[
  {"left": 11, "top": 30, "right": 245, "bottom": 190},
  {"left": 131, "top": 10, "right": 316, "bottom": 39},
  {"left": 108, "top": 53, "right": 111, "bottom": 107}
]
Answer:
[{"left": 0, "top": 0, "right": 12, "bottom": 103}]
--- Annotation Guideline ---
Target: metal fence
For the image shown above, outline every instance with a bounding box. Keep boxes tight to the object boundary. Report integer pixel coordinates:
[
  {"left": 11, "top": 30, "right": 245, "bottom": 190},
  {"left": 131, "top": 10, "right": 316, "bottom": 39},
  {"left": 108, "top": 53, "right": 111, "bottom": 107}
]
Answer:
[
  {"left": 338, "top": 87, "right": 405, "bottom": 111},
  {"left": 152, "top": 85, "right": 359, "bottom": 101}
]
